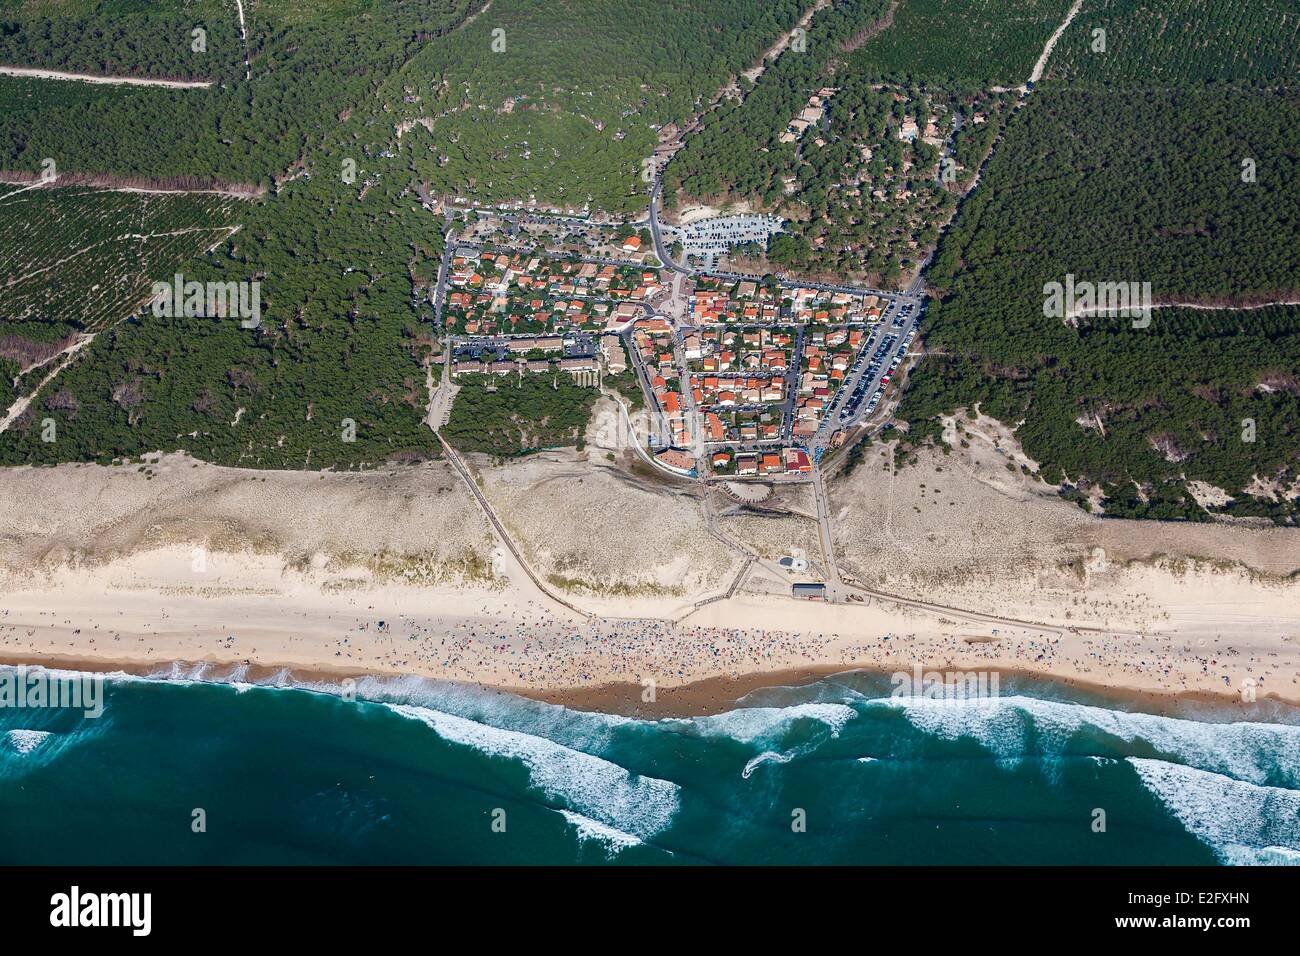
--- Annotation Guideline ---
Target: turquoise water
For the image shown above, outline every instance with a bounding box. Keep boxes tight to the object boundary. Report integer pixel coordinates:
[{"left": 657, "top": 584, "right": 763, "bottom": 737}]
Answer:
[{"left": 2, "top": 667, "right": 1299, "bottom": 864}]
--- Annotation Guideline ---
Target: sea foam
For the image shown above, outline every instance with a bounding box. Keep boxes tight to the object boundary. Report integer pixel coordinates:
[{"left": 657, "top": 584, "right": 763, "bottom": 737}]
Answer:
[
  {"left": 1128, "top": 757, "right": 1300, "bottom": 865},
  {"left": 3, "top": 729, "right": 52, "bottom": 754},
  {"left": 674, "top": 703, "right": 857, "bottom": 780},
  {"left": 558, "top": 809, "right": 642, "bottom": 855},
  {"left": 670, "top": 702, "right": 858, "bottom": 744},
  {"left": 879, "top": 694, "right": 1300, "bottom": 785},
  {"left": 386, "top": 703, "right": 680, "bottom": 840}
]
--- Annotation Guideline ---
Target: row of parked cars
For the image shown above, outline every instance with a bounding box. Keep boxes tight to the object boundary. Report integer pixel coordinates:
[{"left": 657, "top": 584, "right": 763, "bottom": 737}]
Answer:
[
  {"left": 890, "top": 302, "right": 916, "bottom": 328},
  {"left": 681, "top": 215, "right": 783, "bottom": 254},
  {"left": 839, "top": 324, "right": 917, "bottom": 423}
]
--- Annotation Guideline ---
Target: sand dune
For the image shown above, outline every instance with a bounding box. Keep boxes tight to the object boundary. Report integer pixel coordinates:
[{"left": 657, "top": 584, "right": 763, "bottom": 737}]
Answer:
[{"left": 1, "top": 437, "right": 1297, "bottom": 711}]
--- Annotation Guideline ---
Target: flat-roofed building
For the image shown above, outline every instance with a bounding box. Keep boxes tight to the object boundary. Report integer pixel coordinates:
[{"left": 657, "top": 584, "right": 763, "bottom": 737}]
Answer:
[
  {"left": 601, "top": 334, "right": 627, "bottom": 373},
  {"left": 654, "top": 448, "right": 696, "bottom": 475},
  {"left": 507, "top": 336, "right": 564, "bottom": 353}
]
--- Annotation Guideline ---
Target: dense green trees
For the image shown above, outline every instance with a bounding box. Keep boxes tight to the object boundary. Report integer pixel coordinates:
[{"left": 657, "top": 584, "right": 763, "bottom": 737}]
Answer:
[
  {"left": 444, "top": 373, "right": 599, "bottom": 456},
  {"left": 846, "top": 0, "right": 1075, "bottom": 86},
  {"left": 0, "top": 187, "right": 240, "bottom": 335},
  {"left": 2, "top": 0, "right": 812, "bottom": 215},
  {"left": 0, "top": 357, "right": 16, "bottom": 409},
  {"left": 898, "top": 88, "right": 1300, "bottom": 522},
  {"left": 388, "top": 0, "right": 811, "bottom": 215},
  {"left": 0, "top": 0, "right": 246, "bottom": 82},
  {"left": 0, "top": 0, "right": 470, "bottom": 187},
  {"left": 1045, "top": 0, "right": 1300, "bottom": 85},
  {"left": 925, "top": 88, "right": 1300, "bottom": 306},
  {"left": 1, "top": 144, "right": 443, "bottom": 469},
  {"left": 667, "top": 0, "right": 895, "bottom": 206},
  {"left": 664, "top": 0, "right": 1021, "bottom": 286}
]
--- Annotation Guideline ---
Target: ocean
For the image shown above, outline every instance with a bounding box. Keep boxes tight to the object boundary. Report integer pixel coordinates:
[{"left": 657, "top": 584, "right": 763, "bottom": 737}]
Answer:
[{"left": 2, "top": 666, "right": 1298, "bottom": 865}]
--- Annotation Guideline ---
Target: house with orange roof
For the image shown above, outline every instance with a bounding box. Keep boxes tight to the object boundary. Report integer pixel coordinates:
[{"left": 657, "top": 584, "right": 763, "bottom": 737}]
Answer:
[{"left": 705, "top": 413, "right": 725, "bottom": 442}]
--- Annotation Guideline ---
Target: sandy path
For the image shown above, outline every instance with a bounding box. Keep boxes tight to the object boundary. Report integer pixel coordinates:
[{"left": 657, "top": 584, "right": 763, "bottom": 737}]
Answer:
[
  {"left": 743, "top": 0, "right": 832, "bottom": 81},
  {"left": 436, "top": 434, "right": 589, "bottom": 621},
  {"left": 0, "top": 176, "right": 262, "bottom": 200},
  {"left": 0, "top": 65, "right": 212, "bottom": 89},
  {"left": 0, "top": 335, "right": 95, "bottom": 433},
  {"left": 459, "top": 0, "right": 493, "bottom": 31},
  {"left": 232, "top": 0, "right": 252, "bottom": 81},
  {"left": 1066, "top": 299, "right": 1300, "bottom": 322},
  {"left": 1026, "top": 0, "right": 1084, "bottom": 86}
]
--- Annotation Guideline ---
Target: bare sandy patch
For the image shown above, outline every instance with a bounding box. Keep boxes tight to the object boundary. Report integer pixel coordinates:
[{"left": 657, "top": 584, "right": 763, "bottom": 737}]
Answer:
[
  {"left": 0, "top": 452, "right": 494, "bottom": 578},
  {"left": 828, "top": 425, "right": 1300, "bottom": 640},
  {"left": 468, "top": 446, "right": 740, "bottom": 612}
]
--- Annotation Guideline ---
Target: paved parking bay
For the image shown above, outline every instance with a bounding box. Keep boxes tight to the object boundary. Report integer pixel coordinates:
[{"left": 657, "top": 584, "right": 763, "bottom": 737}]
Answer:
[{"left": 679, "top": 214, "right": 784, "bottom": 258}]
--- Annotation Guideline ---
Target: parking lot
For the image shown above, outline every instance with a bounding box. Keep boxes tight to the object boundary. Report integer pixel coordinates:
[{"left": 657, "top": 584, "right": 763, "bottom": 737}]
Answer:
[
  {"left": 819, "top": 298, "right": 922, "bottom": 438},
  {"left": 679, "top": 214, "right": 785, "bottom": 259}
]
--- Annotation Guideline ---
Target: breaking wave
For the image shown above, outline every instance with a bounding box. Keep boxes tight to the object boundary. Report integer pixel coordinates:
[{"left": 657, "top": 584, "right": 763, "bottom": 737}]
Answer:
[
  {"left": 2, "top": 728, "right": 52, "bottom": 754},
  {"left": 878, "top": 694, "right": 1300, "bottom": 786},
  {"left": 558, "top": 809, "right": 642, "bottom": 855},
  {"left": 385, "top": 703, "right": 680, "bottom": 840},
  {"left": 1128, "top": 758, "right": 1300, "bottom": 864}
]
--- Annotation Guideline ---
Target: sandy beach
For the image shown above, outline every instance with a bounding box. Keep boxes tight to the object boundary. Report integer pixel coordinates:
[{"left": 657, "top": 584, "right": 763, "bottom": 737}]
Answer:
[{"left": 2, "top": 418, "right": 1298, "bottom": 715}]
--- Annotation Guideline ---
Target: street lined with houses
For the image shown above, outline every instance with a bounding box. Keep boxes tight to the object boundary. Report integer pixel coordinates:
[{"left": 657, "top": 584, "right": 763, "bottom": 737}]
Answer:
[
  {"left": 429, "top": 181, "right": 926, "bottom": 471},
  {"left": 420, "top": 88, "right": 949, "bottom": 606}
]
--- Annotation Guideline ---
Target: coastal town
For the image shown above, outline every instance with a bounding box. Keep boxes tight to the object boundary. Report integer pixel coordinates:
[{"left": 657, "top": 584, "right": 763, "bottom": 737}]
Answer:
[
  {"left": 429, "top": 198, "right": 925, "bottom": 485},
  {"left": 3, "top": 0, "right": 1299, "bottom": 879},
  {"left": 418, "top": 180, "right": 926, "bottom": 609}
]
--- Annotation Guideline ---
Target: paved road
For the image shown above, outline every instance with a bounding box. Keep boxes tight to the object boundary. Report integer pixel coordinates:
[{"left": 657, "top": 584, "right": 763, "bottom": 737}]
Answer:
[
  {"left": 623, "top": 328, "right": 676, "bottom": 448},
  {"left": 906, "top": 252, "right": 931, "bottom": 297},
  {"left": 671, "top": 325, "right": 706, "bottom": 455},
  {"left": 431, "top": 229, "right": 455, "bottom": 325},
  {"left": 649, "top": 178, "right": 690, "bottom": 276},
  {"left": 810, "top": 468, "right": 842, "bottom": 592}
]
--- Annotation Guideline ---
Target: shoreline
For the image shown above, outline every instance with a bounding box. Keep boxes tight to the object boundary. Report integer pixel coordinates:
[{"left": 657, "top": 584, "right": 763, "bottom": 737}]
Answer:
[
  {"left": 2, "top": 453, "right": 1298, "bottom": 722},
  {"left": 4, "top": 539, "right": 1298, "bottom": 719},
  {"left": 2, "top": 648, "right": 1294, "bottom": 721}
]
